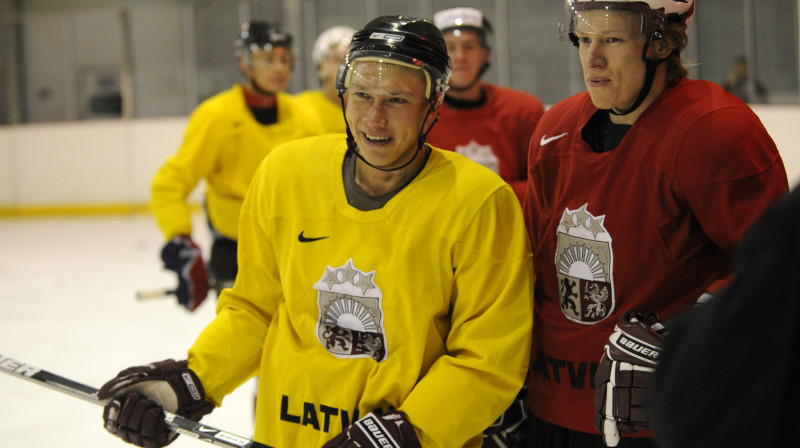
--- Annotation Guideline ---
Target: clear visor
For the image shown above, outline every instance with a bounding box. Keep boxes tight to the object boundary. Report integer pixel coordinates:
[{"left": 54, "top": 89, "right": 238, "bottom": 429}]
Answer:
[
  {"left": 557, "top": 1, "right": 655, "bottom": 45},
  {"left": 342, "top": 57, "right": 432, "bottom": 100}
]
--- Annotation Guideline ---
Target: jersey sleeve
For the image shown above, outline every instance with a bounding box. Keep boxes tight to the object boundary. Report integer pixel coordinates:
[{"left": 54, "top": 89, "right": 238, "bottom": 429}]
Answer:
[
  {"left": 675, "top": 107, "right": 788, "bottom": 293},
  {"left": 186, "top": 156, "right": 280, "bottom": 404},
  {"left": 150, "top": 102, "right": 223, "bottom": 240},
  {"left": 398, "top": 185, "right": 534, "bottom": 446}
]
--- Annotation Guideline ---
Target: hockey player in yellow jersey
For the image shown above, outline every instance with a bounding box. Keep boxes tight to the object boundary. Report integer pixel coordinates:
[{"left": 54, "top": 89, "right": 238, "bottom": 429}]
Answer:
[
  {"left": 150, "top": 21, "right": 322, "bottom": 311},
  {"left": 99, "top": 15, "right": 533, "bottom": 448},
  {"left": 296, "top": 25, "right": 356, "bottom": 134}
]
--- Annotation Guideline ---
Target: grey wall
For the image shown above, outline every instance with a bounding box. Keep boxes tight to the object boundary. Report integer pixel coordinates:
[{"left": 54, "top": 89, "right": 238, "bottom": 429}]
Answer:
[{"left": 2, "top": 0, "right": 799, "bottom": 124}]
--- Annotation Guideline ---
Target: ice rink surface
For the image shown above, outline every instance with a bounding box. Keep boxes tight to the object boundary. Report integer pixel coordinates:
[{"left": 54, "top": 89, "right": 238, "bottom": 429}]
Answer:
[{"left": 0, "top": 213, "right": 257, "bottom": 448}]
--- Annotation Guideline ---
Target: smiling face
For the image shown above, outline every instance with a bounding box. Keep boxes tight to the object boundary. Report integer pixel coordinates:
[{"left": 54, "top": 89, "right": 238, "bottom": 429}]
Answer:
[
  {"left": 344, "top": 60, "right": 435, "bottom": 170},
  {"left": 574, "top": 8, "right": 648, "bottom": 112}
]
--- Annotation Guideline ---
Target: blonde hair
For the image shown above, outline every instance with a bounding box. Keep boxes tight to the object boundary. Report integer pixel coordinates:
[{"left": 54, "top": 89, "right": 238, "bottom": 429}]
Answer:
[{"left": 657, "top": 21, "right": 689, "bottom": 86}]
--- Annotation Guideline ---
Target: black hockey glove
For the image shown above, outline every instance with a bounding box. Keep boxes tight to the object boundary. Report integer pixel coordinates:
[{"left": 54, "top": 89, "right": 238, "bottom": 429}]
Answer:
[
  {"left": 161, "top": 235, "right": 209, "bottom": 311},
  {"left": 322, "top": 410, "right": 422, "bottom": 448},
  {"left": 483, "top": 384, "right": 529, "bottom": 448},
  {"left": 594, "top": 309, "right": 667, "bottom": 447},
  {"left": 98, "top": 359, "right": 215, "bottom": 448}
]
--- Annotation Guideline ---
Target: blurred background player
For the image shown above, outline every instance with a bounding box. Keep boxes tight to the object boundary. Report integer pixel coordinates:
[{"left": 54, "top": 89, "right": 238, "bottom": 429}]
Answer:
[
  {"left": 426, "top": 6, "right": 545, "bottom": 203},
  {"left": 721, "top": 55, "right": 768, "bottom": 103},
  {"left": 296, "top": 25, "right": 356, "bottom": 134},
  {"left": 150, "top": 21, "right": 322, "bottom": 311},
  {"left": 524, "top": 0, "right": 788, "bottom": 446},
  {"left": 97, "top": 15, "right": 533, "bottom": 448}
]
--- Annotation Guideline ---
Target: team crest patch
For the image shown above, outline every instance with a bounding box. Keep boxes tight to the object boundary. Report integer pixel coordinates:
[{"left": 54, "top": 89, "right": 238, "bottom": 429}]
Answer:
[
  {"left": 315, "top": 259, "right": 387, "bottom": 362},
  {"left": 455, "top": 140, "right": 498, "bottom": 174},
  {"left": 555, "top": 204, "right": 614, "bottom": 324}
]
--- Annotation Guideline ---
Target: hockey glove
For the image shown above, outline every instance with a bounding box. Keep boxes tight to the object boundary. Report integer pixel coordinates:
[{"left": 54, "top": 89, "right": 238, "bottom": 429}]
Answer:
[
  {"left": 161, "top": 235, "right": 209, "bottom": 311},
  {"left": 98, "top": 359, "right": 215, "bottom": 448},
  {"left": 594, "top": 309, "right": 667, "bottom": 447},
  {"left": 322, "top": 410, "right": 422, "bottom": 448},
  {"left": 483, "top": 384, "right": 529, "bottom": 448}
]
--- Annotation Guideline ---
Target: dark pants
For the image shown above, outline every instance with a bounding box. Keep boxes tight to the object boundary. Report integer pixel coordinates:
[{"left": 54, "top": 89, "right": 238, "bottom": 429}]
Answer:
[
  {"left": 526, "top": 415, "right": 658, "bottom": 448},
  {"left": 209, "top": 236, "right": 237, "bottom": 293}
]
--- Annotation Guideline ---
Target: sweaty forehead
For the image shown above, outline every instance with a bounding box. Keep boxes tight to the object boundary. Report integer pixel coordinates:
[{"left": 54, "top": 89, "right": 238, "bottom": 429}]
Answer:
[
  {"left": 574, "top": 8, "right": 644, "bottom": 37},
  {"left": 348, "top": 60, "right": 426, "bottom": 94}
]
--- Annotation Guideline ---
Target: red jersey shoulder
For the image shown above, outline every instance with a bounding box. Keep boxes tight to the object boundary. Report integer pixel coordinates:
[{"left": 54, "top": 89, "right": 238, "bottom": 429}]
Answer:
[{"left": 484, "top": 84, "right": 545, "bottom": 119}]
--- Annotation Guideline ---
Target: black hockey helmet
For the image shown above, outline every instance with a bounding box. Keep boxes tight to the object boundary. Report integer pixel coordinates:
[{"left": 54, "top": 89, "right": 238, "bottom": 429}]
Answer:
[
  {"left": 336, "top": 15, "right": 452, "bottom": 106},
  {"left": 234, "top": 21, "right": 292, "bottom": 58}
]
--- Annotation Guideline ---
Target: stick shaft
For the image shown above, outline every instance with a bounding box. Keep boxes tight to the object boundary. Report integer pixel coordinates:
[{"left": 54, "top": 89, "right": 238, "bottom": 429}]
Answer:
[
  {"left": 136, "top": 280, "right": 234, "bottom": 300},
  {"left": 0, "top": 353, "right": 272, "bottom": 448}
]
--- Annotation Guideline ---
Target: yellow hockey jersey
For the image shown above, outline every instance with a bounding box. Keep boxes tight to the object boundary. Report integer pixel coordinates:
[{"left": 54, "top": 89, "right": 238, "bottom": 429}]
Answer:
[
  {"left": 187, "top": 134, "right": 534, "bottom": 447},
  {"left": 294, "top": 89, "right": 347, "bottom": 134},
  {"left": 150, "top": 84, "right": 322, "bottom": 241}
]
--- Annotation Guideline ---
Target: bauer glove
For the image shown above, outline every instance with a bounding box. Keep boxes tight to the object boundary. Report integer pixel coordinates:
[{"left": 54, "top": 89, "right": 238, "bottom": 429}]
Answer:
[
  {"left": 483, "top": 384, "right": 529, "bottom": 448},
  {"left": 98, "top": 359, "right": 215, "bottom": 448},
  {"left": 161, "top": 235, "right": 209, "bottom": 311},
  {"left": 322, "top": 410, "right": 422, "bottom": 448},
  {"left": 594, "top": 309, "right": 667, "bottom": 447}
]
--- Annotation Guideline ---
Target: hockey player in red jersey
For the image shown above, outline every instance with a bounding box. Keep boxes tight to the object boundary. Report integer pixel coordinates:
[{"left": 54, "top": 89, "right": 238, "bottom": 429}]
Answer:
[
  {"left": 523, "top": 0, "right": 788, "bottom": 446},
  {"left": 426, "top": 7, "right": 545, "bottom": 203}
]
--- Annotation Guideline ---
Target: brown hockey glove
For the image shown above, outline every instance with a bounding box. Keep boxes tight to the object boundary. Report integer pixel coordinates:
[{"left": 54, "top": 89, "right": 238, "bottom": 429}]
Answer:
[
  {"left": 483, "top": 384, "right": 529, "bottom": 448},
  {"left": 161, "top": 236, "right": 209, "bottom": 311},
  {"left": 593, "top": 309, "right": 667, "bottom": 447},
  {"left": 321, "top": 410, "right": 421, "bottom": 448},
  {"left": 98, "top": 359, "right": 215, "bottom": 448}
]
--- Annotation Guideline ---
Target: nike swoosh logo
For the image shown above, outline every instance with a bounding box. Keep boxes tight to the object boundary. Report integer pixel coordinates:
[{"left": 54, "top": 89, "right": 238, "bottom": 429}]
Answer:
[
  {"left": 540, "top": 132, "right": 568, "bottom": 146},
  {"left": 298, "top": 231, "right": 329, "bottom": 243},
  {"left": 197, "top": 426, "right": 217, "bottom": 433}
]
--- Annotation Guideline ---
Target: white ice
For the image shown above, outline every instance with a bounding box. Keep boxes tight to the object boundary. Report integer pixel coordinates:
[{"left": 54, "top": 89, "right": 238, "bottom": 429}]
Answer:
[{"left": 0, "top": 213, "right": 257, "bottom": 448}]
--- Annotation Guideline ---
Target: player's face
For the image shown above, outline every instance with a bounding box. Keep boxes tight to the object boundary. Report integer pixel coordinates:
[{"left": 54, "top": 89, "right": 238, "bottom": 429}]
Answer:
[
  {"left": 318, "top": 45, "right": 348, "bottom": 91},
  {"left": 247, "top": 47, "right": 292, "bottom": 93},
  {"left": 444, "top": 29, "right": 489, "bottom": 89},
  {"left": 345, "top": 61, "right": 433, "bottom": 170},
  {"left": 574, "top": 9, "right": 648, "bottom": 112}
]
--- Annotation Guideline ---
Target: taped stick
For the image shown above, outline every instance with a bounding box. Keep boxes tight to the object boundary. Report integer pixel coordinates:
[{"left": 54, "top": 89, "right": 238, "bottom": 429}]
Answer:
[{"left": 0, "top": 353, "right": 272, "bottom": 448}]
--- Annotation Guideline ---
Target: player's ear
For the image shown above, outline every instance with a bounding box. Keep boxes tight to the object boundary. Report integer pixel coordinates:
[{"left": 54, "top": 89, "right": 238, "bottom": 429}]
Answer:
[
  {"left": 649, "top": 40, "right": 675, "bottom": 61},
  {"left": 238, "top": 57, "right": 252, "bottom": 78}
]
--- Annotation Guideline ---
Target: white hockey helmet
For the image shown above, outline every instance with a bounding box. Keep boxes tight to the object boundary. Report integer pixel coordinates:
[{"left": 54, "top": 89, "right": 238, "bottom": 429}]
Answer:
[
  {"left": 558, "top": 0, "right": 695, "bottom": 46},
  {"left": 311, "top": 25, "right": 357, "bottom": 65},
  {"left": 432, "top": 7, "right": 493, "bottom": 46}
]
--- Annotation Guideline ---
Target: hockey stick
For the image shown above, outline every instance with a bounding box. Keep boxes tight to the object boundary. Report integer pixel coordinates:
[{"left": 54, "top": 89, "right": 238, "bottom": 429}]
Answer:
[
  {"left": 136, "top": 280, "right": 235, "bottom": 300},
  {"left": 0, "top": 353, "right": 272, "bottom": 448}
]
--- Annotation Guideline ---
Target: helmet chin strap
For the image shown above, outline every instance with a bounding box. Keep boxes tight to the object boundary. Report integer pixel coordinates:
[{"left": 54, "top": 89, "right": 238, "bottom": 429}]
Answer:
[
  {"left": 338, "top": 91, "right": 436, "bottom": 173},
  {"left": 609, "top": 44, "right": 667, "bottom": 117}
]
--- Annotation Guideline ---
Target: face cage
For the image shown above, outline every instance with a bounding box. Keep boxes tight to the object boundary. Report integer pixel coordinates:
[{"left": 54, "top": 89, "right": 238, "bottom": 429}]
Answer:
[{"left": 558, "top": 1, "right": 667, "bottom": 46}]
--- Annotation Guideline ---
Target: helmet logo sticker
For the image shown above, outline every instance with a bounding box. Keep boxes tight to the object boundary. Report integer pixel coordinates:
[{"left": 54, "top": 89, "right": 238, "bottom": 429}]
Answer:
[
  {"left": 369, "top": 32, "right": 405, "bottom": 42},
  {"left": 554, "top": 203, "right": 614, "bottom": 324},
  {"left": 315, "top": 259, "right": 388, "bottom": 361}
]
